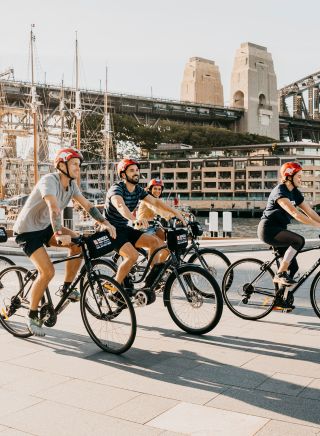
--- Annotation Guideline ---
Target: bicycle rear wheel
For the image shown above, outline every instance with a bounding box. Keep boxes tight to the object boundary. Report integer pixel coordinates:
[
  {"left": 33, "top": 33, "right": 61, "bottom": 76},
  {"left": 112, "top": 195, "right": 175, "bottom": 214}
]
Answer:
[
  {"left": 0, "top": 266, "right": 35, "bottom": 337},
  {"left": 164, "top": 264, "right": 223, "bottom": 334},
  {"left": 222, "top": 258, "right": 276, "bottom": 320},
  {"left": 81, "top": 273, "right": 136, "bottom": 354},
  {"left": 188, "top": 248, "right": 231, "bottom": 289}
]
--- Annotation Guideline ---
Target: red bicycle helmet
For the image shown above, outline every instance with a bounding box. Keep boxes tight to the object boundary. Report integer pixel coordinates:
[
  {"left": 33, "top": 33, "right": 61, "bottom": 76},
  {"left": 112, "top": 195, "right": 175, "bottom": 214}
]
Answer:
[
  {"left": 147, "top": 178, "right": 164, "bottom": 189},
  {"left": 54, "top": 147, "right": 83, "bottom": 168},
  {"left": 280, "top": 162, "right": 303, "bottom": 178},
  {"left": 117, "top": 158, "right": 140, "bottom": 177}
]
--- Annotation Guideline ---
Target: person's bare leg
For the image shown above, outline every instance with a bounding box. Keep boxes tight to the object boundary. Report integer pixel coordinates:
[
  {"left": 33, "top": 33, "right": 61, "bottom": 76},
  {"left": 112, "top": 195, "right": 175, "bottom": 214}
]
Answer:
[
  {"left": 29, "top": 248, "right": 55, "bottom": 310},
  {"left": 115, "top": 243, "right": 139, "bottom": 284},
  {"left": 48, "top": 226, "right": 82, "bottom": 283}
]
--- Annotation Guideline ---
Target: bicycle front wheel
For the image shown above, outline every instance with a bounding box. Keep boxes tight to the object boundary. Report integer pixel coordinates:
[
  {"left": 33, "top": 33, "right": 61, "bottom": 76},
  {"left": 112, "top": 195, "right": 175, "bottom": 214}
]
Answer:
[
  {"left": 222, "top": 258, "right": 276, "bottom": 320},
  {"left": 188, "top": 248, "right": 231, "bottom": 289},
  {"left": 164, "top": 264, "right": 223, "bottom": 334},
  {"left": 310, "top": 270, "right": 320, "bottom": 318},
  {"left": 0, "top": 266, "right": 34, "bottom": 337},
  {"left": 81, "top": 273, "right": 136, "bottom": 354}
]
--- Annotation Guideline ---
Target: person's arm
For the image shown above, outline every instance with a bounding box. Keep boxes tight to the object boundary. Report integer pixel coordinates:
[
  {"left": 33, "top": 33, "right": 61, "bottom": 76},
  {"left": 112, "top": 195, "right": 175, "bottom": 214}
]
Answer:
[
  {"left": 73, "top": 194, "right": 116, "bottom": 239},
  {"left": 144, "top": 195, "right": 187, "bottom": 225},
  {"left": 44, "top": 195, "right": 71, "bottom": 245},
  {"left": 277, "top": 198, "right": 320, "bottom": 227},
  {"left": 298, "top": 201, "right": 320, "bottom": 224}
]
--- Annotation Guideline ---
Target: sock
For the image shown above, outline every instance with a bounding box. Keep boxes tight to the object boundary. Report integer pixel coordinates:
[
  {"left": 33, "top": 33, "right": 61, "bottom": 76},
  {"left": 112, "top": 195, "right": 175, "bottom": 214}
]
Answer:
[
  {"left": 62, "top": 282, "right": 72, "bottom": 293},
  {"left": 28, "top": 309, "right": 38, "bottom": 319}
]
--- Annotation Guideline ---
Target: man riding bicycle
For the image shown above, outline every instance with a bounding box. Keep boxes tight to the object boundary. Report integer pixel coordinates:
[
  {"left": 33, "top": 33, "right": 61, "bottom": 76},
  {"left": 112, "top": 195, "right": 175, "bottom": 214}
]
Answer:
[
  {"left": 13, "top": 147, "right": 116, "bottom": 337},
  {"left": 104, "top": 158, "right": 186, "bottom": 304}
]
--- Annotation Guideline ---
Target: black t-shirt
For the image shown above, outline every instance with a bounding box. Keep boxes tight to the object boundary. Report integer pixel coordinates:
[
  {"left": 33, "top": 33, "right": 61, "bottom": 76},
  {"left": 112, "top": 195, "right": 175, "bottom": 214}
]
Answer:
[
  {"left": 261, "top": 183, "right": 304, "bottom": 227},
  {"left": 104, "top": 181, "right": 149, "bottom": 228}
]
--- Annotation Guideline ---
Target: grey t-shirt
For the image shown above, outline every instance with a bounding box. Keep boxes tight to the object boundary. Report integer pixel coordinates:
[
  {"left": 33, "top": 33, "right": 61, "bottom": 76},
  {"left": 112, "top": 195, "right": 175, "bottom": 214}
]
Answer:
[{"left": 13, "top": 173, "right": 81, "bottom": 234}]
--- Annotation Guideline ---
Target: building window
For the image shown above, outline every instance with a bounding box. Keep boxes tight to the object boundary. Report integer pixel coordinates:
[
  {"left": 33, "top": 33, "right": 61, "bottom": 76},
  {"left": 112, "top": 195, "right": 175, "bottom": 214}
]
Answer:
[
  {"left": 192, "top": 172, "right": 201, "bottom": 180},
  {"left": 176, "top": 182, "right": 188, "bottom": 190},
  {"left": 249, "top": 182, "right": 262, "bottom": 189},
  {"left": 301, "top": 181, "right": 313, "bottom": 188},
  {"left": 177, "top": 161, "right": 190, "bottom": 168},
  {"left": 264, "top": 181, "right": 276, "bottom": 189},
  {"left": 204, "top": 182, "right": 216, "bottom": 189},
  {"left": 249, "top": 171, "right": 262, "bottom": 179},
  {"left": 204, "top": 172, "right": 216, "bottom": 178},
  {"left": 219, "top": 182, "right": 231, "bottom": 189},
  {"left": 164, "top": 183, "right": 174, "bottom": 190},
  {"left": 205, "top": 160, "right": 217, "bottom": 167},
  {"left": 176, "top": 172, "right": 188, "bottom": 180},
  {"left": 219, "top": 171, "right": 231, "bottom": 179},
  {"left": 191, "top": 162, "right": 202, "bottom": 170},
  {"left": 264, "top": 170, "right": 278, "bottom": 179},
  {"left": 235, "top": 171, "right": 246, "bottom": 180},
  {"left": 162, "top": 173, "right": 174, "bottom": 180}
]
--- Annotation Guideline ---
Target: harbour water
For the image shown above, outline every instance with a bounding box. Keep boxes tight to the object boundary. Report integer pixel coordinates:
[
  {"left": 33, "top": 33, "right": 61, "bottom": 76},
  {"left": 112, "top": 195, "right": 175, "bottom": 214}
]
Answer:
[{"left": 201, "top": 217, "right": 320, "bottom": 239}]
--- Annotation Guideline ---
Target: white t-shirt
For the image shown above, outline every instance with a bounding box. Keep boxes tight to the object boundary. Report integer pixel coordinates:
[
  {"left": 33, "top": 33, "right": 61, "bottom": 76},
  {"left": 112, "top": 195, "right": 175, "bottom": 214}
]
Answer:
[{"left": 13, "top": 173, "right": 81, "bottom": 234}]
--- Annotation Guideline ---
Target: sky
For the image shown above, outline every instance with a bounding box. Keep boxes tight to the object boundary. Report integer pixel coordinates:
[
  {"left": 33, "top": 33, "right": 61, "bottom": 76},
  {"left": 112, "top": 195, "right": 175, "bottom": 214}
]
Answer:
[{"left": 1, "top": 0, "right": 320, "bottom": 106}]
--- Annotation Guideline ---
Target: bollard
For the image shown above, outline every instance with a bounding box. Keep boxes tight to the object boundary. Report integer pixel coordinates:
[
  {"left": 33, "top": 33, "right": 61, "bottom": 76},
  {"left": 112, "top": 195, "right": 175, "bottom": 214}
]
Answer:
[
  {"left": 63, "top": 201, "right": 73, "bottom": 230},
  {"left": 222, "top": 211, "right": 232, "bottom": 237},
  {"left": 205, "top": 211, "right": 218, "bottom": 237}
]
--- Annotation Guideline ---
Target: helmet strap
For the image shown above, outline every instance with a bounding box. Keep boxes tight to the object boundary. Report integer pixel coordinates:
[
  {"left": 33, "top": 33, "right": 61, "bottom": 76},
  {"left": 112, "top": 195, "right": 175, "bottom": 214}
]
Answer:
[{"left": 58, "top": 162, "right": 74, "bottom": 182}]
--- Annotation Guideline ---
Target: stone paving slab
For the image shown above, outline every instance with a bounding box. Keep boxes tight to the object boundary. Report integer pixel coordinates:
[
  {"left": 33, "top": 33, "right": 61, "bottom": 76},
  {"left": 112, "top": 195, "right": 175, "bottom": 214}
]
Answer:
[
  {"left": 0, "top": 400, "right": 163, "bottom": 436},
  {"left": 255, "top": 420, "right": 320, "bottom": 435},
  {"left": 148, "top": 402, "right": 268, "bottom": 435},
  {"left": 206, "top": 386, "right": 320, "bottom": 427}
]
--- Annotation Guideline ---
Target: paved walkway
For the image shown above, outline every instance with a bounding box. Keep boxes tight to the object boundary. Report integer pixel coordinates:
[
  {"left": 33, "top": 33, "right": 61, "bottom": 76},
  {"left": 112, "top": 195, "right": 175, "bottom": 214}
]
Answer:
[{"left": 0, "top": 248, "right": 319, "bottom": 435}]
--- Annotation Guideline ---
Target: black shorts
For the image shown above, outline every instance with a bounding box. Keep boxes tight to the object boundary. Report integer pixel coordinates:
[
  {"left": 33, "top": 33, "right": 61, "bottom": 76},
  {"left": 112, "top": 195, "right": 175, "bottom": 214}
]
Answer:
[
  {"left": 15, "top": 225, "right": 54, "bottom": 257},
  {"left": 113, "top": 226, "right": 144, "bottom": 252}
]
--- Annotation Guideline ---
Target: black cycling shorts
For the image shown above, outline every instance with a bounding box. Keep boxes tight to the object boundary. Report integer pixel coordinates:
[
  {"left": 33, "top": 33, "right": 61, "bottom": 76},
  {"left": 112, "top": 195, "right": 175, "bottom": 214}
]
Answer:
[
  {"left": 15, "top": 225, "right": 54, "bottom": 257},
  {"left": 113, "top": 226, "right": 145, "bottom": 252}
]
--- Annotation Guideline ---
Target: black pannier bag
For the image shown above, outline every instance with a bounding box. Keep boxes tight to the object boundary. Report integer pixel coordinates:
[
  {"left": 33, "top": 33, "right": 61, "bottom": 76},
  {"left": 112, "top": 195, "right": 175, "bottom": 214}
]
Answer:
[
  {"left": 0, "top": 227, "right": 8, "bottom": 243},
  {"left": 86, "top": 231, "right": 114, "bottom": 259},
  {"left": 189, "top": 221, "right": 203, "bottom": 238},
  {"left": 166, "top": 228, "right": 188, "bottom": 254}
]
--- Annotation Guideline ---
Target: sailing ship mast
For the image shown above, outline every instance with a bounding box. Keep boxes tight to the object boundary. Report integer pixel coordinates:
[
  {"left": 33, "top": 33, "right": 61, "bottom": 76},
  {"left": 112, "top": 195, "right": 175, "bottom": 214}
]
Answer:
[
  {"left": 102, "top": 66, "right": 112, "bottom": 191},
  {"left": 30, "top": 24, "right": 39, "bottom": 184},
  {"left": 74, "top": 33, "right": 81, "bottom": 185}
]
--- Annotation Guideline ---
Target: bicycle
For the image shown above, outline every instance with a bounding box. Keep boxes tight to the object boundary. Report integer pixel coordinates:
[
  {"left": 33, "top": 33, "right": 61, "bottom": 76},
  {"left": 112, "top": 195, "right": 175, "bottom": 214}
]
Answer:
[
  {"left": 111, "top": 216, "right": 231, "bottom": 288},
  {"left": 0, "top": 232, "right": 136, "bottom": 354},
  {"left": 221, "top": 243, "right": 320, "bottom": 321},
  {"left": 92, "top": 220, "right": 224, "bottom": 335}
]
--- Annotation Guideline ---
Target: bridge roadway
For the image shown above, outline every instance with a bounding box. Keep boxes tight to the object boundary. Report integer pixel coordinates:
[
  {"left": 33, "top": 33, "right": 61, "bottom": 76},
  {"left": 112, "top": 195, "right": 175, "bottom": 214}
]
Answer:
[{"left": 0, "top": 241, "right": 318, "bottom": 434}]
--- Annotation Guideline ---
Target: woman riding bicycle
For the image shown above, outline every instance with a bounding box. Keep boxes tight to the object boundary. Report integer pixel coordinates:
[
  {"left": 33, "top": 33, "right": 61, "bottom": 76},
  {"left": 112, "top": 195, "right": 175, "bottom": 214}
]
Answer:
[
  {"left": 258, "top": 161, "right": 320, "bottom": 288},
  {"left": 137, "top": 178, "right": 175, "bottom": 241}
]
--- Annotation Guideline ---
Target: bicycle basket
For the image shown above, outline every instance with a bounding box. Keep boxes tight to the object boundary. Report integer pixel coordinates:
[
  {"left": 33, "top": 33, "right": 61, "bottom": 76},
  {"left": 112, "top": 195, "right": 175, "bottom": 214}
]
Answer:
[
  {"left": 85, "top": 231, "right": 114, "bottom": 259},
  {"left": 0, "top": 227, "right": 7, "bottom": 243},
  {"left": 189, "top": 221, "right": 203, "bottom": 238},
  {"left": 167, "top": 228, "right": 188, "bottom": 254}
]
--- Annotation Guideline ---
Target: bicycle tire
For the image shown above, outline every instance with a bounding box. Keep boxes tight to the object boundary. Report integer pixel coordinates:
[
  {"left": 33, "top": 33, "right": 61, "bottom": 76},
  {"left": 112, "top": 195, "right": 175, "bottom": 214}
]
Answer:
[
  {"left": 310, "top": 270, "right": 320, "bottom": 318},
  {"left": 164, "top": 264, "right": 223, "bottom": 335},
  {"left": 80, "top": 273, "right": 136, "bottom": 354},
  {"left": 188, "top": 247, "right": 231, "bottom": 289},
  {"left": 222, "top": 258, "right": 276, "bottom": 320},
  {"left": 0, "top": 266, "right": 35, "bottom": 337},
  {"left": 0, "top": 255, "right": 15, "bottom": 268},
  {"left": 79, "top": 258, "right": 117, "bottom": 291}
]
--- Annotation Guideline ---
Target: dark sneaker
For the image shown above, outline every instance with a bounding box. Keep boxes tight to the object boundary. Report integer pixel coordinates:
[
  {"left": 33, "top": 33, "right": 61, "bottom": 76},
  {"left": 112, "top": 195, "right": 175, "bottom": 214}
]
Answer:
[
  {"left": 57, "top": 285, "right": 80, "bottom": 302},
  {"left": 26, "top": 316, "right": 45, "bottom": 337},
  {"left": 273, "top": 272, "right": 297, "bottom": 286},
  {"left": 145, "top": 289, "right": 156, "bottom": 305},
  {"left": 272, "top": 292, "right": 295, "bottom": 312}
]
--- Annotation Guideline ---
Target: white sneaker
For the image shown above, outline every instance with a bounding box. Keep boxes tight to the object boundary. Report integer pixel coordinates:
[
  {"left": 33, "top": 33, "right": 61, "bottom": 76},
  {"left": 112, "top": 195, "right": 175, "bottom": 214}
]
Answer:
[{"left": 26, "top": 316, "right": 45, "bottom": 337}]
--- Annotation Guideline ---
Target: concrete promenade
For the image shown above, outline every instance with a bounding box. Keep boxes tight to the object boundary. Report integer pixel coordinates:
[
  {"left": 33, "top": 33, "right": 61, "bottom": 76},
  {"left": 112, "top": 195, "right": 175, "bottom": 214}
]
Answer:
[{"left": 0, "top": 242, "right": 319, "bottom": 435}]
